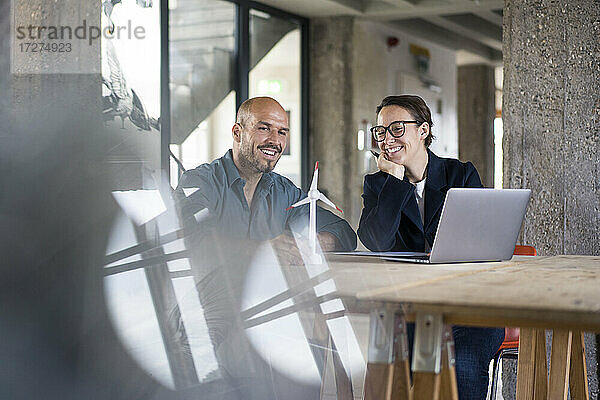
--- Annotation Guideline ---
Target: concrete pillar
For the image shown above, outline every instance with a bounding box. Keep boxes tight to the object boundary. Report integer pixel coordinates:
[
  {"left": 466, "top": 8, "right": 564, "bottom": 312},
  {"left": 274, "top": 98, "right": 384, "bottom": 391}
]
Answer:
[
  {"left": 503, "top": 0, "right": 600, "bottom": 397},
  {"left": 503, "top": 0, "right": 600, "bottom": 255},
  {"left": 457, "top": 64, "right": 495, "bottom": 187},
  {"left": 309, "top": 17, "right": 355, "bottom": 219}
]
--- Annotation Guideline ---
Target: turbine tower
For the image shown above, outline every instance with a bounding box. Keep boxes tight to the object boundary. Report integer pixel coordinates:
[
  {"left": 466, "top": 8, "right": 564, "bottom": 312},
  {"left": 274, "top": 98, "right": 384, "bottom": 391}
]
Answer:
[{"left": 287, "top": 161, "right": 343, "bottom": 257}]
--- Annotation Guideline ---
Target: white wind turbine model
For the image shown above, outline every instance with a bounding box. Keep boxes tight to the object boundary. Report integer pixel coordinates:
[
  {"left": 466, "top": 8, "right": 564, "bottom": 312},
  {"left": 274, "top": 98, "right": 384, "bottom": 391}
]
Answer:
[{"left": 287, "top": 161, "right": 343, "bottom": 258}]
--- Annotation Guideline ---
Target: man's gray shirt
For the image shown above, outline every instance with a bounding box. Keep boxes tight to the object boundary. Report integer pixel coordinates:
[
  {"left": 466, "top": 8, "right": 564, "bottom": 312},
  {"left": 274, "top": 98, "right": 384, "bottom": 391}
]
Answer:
[{"left": 175, "top": 150, "right": 357, "bottom": 251}]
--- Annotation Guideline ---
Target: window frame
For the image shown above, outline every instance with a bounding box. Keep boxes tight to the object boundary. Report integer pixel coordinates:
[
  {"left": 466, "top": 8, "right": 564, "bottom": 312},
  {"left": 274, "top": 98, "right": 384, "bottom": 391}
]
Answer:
[{"left": 160, "top": 0, "right": 310, "bottom": 189}]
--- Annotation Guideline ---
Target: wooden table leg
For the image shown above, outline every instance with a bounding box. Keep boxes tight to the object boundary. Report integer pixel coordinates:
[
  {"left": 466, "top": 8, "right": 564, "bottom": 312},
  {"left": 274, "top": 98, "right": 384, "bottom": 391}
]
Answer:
[
  {"left": 440, "top": 365, "right": 457, "bottom": 400},
  {"left": 569, "top": 331, "right": 589, "bottom": 400},
  {"left": 440, "top": 326, "right": 459, "bottom": 400},
  {"left": 391, "top": 359, "right": 411, "bottom": 399},
  {"left": 517, "top": 328, "right": 548, "bottom": 400},
  {"left": 364, "top": 363, "right": 393, "bottom": 399},
  {"left": 391, "top": 317, "right": 412, "bottom": 400},
  {"left": 413, "top": 372, "right": 441, "bottom": 400},
  {"left": 547, "top": 329, "right": 572, "bottom": 400},
  {"left": 533, "top": 329, "right": 548, "bottom": 400},
  {"left": 516, "top": 328, "right": 535, "bottom": 400}
]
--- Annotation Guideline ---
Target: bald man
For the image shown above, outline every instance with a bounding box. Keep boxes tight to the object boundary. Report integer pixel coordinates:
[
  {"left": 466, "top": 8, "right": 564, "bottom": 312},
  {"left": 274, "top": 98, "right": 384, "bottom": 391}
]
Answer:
[{"left": 176, "top": 96, "right": 357, "bottom": 262}]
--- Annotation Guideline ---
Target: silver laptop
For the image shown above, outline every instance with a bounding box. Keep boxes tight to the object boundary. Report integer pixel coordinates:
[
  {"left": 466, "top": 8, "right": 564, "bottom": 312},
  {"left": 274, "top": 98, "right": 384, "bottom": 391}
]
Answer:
[{"left": 382, "top": 188, "right": 531, "bottom": 264}]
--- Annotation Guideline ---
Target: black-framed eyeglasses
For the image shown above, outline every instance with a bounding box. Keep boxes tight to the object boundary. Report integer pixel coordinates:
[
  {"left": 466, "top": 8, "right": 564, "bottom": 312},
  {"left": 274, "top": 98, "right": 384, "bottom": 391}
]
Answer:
[{"left": 370, "top": 120, "right": 421, "bottom": 142}]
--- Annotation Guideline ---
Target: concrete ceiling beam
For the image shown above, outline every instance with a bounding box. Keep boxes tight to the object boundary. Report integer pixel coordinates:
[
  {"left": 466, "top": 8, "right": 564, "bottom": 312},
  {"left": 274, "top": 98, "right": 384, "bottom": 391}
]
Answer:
[
  {"left": 426, "top": 15, "right": 502, "bottom": 51},
  {"left": 371, "top": 0, "right": 417, "bottom": 8},
  {"left": 327, "top": 0, "right": 366, "bottom": 14},
  {"left": 443, "top": 14, "right": 502, "bottom": 41},
  {"left": 473, "top": 9, "right": 503, "bottom": 26},
  {"left": 387, "top": 19, "right": 502, "bottom": 62},
  {"left": 365, "top": 0, "right": 503, "bottom": 18}
]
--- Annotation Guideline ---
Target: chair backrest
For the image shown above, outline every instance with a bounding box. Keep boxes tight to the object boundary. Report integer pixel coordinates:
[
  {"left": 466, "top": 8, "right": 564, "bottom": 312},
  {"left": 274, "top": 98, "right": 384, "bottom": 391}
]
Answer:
[{"left": 514, "top": 245, "right": 536, "bottom": 256}]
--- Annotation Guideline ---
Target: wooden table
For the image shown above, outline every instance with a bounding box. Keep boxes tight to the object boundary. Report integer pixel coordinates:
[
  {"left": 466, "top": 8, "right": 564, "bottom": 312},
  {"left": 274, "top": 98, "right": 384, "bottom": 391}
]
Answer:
[{"left": 318, "top": 254, "right": 600, "bottom": 400}]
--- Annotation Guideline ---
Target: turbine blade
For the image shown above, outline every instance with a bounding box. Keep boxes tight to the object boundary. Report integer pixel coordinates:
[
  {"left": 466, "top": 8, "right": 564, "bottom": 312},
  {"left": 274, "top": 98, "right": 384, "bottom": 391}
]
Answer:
[
  {"left": 310, "top": 161, "right": 319, "bottom": 192},
  {"left": 286, "top": 197, "right": 310, "bottom": 210},
  {"left": 318, "top": 193, "right": 343, "bottom": 213}
]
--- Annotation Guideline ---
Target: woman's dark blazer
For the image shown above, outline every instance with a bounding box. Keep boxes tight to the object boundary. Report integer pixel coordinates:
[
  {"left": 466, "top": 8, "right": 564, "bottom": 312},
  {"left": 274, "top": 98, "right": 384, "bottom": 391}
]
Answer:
[{"left": 357, "top": 149, "right": 482, "bottom": 252}]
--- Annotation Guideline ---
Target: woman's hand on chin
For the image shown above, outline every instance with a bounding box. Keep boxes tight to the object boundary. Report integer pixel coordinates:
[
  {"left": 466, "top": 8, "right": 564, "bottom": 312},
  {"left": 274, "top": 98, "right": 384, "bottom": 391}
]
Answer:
[{"left": 377, "top": 152, "right": 405, "bottom": 180}]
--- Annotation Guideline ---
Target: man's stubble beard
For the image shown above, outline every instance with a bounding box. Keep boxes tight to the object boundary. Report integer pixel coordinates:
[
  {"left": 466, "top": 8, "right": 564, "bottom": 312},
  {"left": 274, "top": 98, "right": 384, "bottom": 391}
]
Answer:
[{"left": 238, "top": 142, "right": 276, "bottom": 174}]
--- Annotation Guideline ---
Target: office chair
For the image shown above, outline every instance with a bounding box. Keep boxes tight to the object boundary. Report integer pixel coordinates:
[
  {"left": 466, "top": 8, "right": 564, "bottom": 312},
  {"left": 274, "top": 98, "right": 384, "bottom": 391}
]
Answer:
[{"left": 489, "top": 245, "right": 537, "bottom": 400}]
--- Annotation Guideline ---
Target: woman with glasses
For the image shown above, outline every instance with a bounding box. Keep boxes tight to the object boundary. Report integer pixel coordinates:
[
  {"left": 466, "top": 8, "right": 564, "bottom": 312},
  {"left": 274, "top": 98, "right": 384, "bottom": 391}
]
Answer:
[{"left": 357, "top": 95, "right": 503, "bottom": 400}]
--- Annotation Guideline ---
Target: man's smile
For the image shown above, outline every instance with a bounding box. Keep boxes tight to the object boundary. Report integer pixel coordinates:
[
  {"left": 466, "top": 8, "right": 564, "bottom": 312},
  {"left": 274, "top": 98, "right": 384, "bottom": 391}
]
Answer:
[{"left": 258, "top": 145, "right": 281, "bottom": 160}]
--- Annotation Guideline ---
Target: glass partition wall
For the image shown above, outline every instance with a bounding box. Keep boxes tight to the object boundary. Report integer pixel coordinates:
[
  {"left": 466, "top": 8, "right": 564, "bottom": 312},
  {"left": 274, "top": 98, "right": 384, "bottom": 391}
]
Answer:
[
  {"left": 165, "top": 1, "right": 308, "bottom": 386},
  {"left": 102, "top": 0, "right": 310, "bottom": 393}
]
